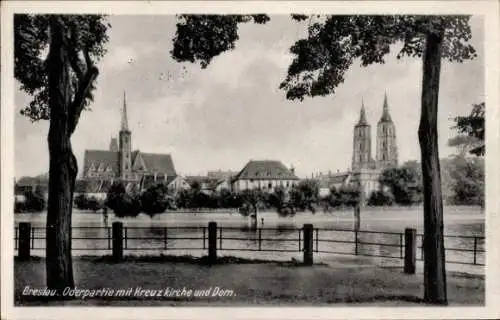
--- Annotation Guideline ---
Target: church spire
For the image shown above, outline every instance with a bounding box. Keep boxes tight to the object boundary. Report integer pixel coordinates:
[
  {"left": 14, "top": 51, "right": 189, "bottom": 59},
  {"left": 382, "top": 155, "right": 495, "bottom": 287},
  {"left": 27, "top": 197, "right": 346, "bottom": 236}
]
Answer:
[
  {"left": 121, "top": 91, "right": 129, "bottom": 131},
  {"left": 357, "top": 98, "right": 369, "bottom": 126},
  {"left": 380, "top": 92, "right": 392, "bottom": 122}
]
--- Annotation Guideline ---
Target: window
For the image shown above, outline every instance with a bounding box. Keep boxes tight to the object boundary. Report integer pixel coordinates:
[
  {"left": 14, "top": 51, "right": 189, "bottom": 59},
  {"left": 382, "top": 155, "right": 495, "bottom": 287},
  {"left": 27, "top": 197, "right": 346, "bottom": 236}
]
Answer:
[{"left": 268, "top": 183, "right": 272, "bottom": 189}]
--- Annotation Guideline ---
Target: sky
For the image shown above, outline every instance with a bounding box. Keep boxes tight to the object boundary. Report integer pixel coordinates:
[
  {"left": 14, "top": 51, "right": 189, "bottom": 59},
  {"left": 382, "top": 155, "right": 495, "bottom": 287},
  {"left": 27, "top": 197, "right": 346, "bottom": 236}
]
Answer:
[{"left": 14, "top": 15, "right": 484, "bottom": 179}]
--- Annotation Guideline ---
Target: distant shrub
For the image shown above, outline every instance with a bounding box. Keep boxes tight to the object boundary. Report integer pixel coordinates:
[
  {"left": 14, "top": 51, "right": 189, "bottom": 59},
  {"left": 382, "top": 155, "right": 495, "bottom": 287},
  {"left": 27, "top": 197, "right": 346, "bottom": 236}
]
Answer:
[
  {"left": 325, "top": 186, "right": 360, "bottom": 208},
  {"left": 105, "top": 182, "right": 141, "bottom": 218},
  {"left": 16, "top": 188, "right": 46, "bottom": 212},
  {"left": 140, "top": 184, "right": 174, "bottom": 217},
  {"left": 74, "top": 194, "right": 103, "bottom": 212},
  {"left": 367, "top": 190, "right": 395, "bottom": 206}
]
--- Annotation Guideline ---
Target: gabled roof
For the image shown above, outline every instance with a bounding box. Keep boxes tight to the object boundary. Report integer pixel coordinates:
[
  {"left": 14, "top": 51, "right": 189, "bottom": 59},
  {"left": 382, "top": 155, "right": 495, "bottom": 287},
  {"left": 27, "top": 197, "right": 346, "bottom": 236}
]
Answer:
[
  {"left": 83, "top": 150, "right": 176, "bottom": 177},
  {"left": 83, "top": 150, "right": 119, "bottom": 174},
  {"left": 329, "top": 173, "right": 351, "bottom": 184},
  {"left": 16, "top": 176, "right": 48, "bottom": 187},
  {"left": 140, "top": 153, "right": 177, "bottom": 176},
  {"left": 207, "top": 170, "right": 237, "bottom": 180},
  {"left": 234, "top": 160, "right": 299, "bottom": 181}
]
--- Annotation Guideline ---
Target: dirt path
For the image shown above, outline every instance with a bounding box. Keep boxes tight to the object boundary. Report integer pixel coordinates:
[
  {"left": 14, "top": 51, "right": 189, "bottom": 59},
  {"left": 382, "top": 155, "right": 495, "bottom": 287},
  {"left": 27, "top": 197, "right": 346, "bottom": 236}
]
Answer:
[{"left": 14, "top": 256, "right": 484, "bottom": 306}]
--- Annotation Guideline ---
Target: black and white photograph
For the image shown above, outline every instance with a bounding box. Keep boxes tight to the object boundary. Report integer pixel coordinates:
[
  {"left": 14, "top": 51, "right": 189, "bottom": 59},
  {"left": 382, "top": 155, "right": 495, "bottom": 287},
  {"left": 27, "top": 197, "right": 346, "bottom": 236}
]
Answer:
[{"left": 1, "top": 1, "right": 499, "bottom": 319}]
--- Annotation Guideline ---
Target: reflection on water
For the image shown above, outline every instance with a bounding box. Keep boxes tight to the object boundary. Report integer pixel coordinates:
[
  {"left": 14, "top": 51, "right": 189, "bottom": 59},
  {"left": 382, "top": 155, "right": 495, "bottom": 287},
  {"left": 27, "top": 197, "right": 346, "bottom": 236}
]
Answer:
[{"left": 14, "top": 206, "right": 485, "bottom": 271}]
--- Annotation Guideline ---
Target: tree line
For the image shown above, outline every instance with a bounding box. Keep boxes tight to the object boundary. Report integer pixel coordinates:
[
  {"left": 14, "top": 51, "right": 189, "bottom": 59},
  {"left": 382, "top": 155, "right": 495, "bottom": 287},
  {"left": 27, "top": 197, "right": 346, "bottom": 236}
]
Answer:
[
  {"left": 75, "top": 179, "right": 357, "bottom": 218},
  {"left": 19, "top": 152, "right": 484, "bottom": 214},
  {"left": 368, "top": 157, "right": 483, "bottom": 207}
]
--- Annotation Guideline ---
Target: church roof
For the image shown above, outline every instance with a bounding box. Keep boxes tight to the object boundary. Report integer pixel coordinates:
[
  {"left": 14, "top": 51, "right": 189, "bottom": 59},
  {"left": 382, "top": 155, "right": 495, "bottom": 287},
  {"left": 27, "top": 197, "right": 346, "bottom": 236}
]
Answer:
[
  {"left": 140, "top": 153, "right": 176, "bottom": 176},
  {"left": 356, "top": 100, "right": 369, "bottom": 126},
  {"left": 83, "top": 150, "right": 176, "bottom": 176},
  {"left": 329, "top": 174, "right": 351, "bottom": 184},
  {"left": 109, "top": 138, "right": 118, "bottom": 152},
  {"left": 121, "top": 92, "right": 129, "bottom": 132},
  {"left": 233, "top": 160, "right": 299, "bottom": 181},
  {"left": 379, "top": 92, "right": 393, "bottom": 123},
  {"left": 83, "top": 150, "right": 120, "bottom": 174}
]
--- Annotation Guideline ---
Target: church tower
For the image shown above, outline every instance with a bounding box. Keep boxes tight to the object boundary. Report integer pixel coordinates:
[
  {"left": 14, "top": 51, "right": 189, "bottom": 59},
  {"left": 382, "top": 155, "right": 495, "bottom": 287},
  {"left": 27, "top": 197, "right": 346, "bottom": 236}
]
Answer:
[
  {"left": 376, "top": 93, "right": 398, "bottom": 169},
  {"left": 352, "top": 100, "right": 372, "bottom": 171},
  {"left": 119, "top": 92, "right": 132, "bottom": 180}
]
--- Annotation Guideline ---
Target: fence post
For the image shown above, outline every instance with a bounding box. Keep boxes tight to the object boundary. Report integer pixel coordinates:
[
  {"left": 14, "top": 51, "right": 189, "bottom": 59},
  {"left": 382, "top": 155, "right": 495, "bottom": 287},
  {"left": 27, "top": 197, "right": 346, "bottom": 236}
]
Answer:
[
  {"left": 164, "top": 227, "right": 168, "bottom": 250},
  {"left": 208, "top": 222, "right": 217, "bottom": 263},
  {"left": 354, "top": 205, "right": 361, "bottom": 231},
  {"left": 404, "top": 228, "right": 417, "bottom": 274},
  {"left": 473, "top": 237, "right": 477, "bottom": 265},
  {"left": 354, "top": 230, "right": 359, "bottom": 255},
  {"left": 112, "top": 222, "right": 123, "bottom": 260},
  {"left": 258, "top": 228, "right": 262, "bottom": 251},
  {"left": 18, "top": 222, "right": 31, "bottom": 260},
  {"left": 303, "top": 224, "right": 313, "bottom": 265}
]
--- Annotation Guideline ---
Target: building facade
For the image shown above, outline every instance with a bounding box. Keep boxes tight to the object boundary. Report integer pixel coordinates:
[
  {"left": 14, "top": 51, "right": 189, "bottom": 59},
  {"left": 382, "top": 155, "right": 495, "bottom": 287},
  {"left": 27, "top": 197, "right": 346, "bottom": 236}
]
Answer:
[
  {"left": 376, "top": 94, "right": 398, "bottom": 168},
  {"left": 81, "top": 93, "right": 177, "bottom": 193},
  {"left": 351, "top": 93, "right": 398, "bottom": 202},
  {"left": 319, "top": 93, "right": 399, "bottom": 204},
  {"left": 231, "top": 160, "right": 299, "bottom": 193}
]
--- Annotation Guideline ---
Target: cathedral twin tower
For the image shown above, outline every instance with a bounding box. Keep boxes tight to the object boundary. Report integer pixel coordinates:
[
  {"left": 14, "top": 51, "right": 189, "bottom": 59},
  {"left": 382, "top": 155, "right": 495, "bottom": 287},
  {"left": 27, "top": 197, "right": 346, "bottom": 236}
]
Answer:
[{"left": 352, "top": 93, "right": 398, "bottom": 171}]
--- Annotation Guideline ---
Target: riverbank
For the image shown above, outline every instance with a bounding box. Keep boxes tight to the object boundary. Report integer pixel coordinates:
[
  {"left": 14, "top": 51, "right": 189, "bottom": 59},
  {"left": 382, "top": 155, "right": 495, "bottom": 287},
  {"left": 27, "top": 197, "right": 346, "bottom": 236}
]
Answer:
[{"left": 14, "top": 255, "right": 484, "bottom": 306}]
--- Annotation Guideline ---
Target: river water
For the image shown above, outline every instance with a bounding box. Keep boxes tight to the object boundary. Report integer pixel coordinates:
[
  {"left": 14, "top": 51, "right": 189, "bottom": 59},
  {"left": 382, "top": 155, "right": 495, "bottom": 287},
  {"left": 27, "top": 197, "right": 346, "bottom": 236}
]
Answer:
[{"left": 14, "top": 205, "right": 485, "bottom": 274}]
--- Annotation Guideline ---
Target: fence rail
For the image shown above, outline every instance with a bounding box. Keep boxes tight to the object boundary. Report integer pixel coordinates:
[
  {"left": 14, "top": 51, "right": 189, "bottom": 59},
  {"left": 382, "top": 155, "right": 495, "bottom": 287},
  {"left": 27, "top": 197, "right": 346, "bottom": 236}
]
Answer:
[{"left": 14, "top": 222, "right": 485, "bottom": 270}]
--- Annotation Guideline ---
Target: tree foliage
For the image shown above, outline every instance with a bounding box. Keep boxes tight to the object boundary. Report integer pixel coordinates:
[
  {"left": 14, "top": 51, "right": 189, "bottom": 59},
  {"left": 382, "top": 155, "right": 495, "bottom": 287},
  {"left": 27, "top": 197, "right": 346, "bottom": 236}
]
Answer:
[
  {"left": 140, "top": 184, "right": 174, "bottom": 216},
  {"left": 15, "top": 14, "right": 109, "bottom": 122},
  {"left": 367, "top": 190, "right": 395, "bottom": 206},
  {"left": 289, "top": 179, "right": 319, "bottom": 213},
  {"left": 171, "top": 14, "right": 269, "bottom": 69},
  {"left": 380, "top": 162, "right": 423, "bottom": 205},
  {"left": 443, "top": 155, "right": 484, "bottom": 206},
  {"left": 171, "top": 15, "right": 475, "bottom": 101},
  {"left": 451, "top": 102, "right": 485, "bottom": 156},
  {"left": 74, "top": 194, "right": 103, "bottom": 212},
  {"left": 239, "top": 188, "right": 266, "bottom": 216},
  {"left": 15, "top": 188, "right": 47, "bottom": 213},
  {"left": 280, "top": 16, "right": 476, "bottom": 100},
  {"left": 105, "top": 182, "right": 141, "bottom": 218}
]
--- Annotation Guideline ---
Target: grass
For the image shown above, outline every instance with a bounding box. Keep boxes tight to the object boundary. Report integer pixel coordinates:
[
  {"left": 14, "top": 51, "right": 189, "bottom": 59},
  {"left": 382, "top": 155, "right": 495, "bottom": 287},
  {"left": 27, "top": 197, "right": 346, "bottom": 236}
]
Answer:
[{"left": 14, "top": 255, "right": 484, "bottom": 306}]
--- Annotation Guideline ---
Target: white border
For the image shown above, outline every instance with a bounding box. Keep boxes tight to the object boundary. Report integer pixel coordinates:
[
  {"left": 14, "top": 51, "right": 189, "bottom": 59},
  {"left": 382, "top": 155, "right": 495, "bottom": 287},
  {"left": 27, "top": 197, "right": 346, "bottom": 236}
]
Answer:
[{"left": 1, "top": 1, "right": 499, "bottom": 319}]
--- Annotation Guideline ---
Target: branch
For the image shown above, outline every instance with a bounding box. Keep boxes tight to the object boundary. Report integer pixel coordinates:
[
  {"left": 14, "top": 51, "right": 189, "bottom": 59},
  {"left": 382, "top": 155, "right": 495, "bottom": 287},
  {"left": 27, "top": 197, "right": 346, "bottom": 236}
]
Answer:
[
  {"left": 83, "top": 49, "right": 92, "bottom": 69},
  {"left": 68, "top": 50, "right": 98, "bottom": 135},
  {"left": 68, "top": 50, "right": 84, "bottom": 81},
  {"left": 67, "top": 25, "right": 84, "bottom": 81}
]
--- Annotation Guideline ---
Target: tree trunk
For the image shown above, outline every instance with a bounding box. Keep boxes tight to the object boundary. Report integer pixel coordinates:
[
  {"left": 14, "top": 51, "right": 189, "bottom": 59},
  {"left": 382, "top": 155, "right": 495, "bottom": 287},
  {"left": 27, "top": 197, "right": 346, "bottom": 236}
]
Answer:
[
  {"left": 45, "top": 17, "right": 77, "bottom": 297},
  {"left": 418, "top": 30, "right": 447, "bottom": 304}
]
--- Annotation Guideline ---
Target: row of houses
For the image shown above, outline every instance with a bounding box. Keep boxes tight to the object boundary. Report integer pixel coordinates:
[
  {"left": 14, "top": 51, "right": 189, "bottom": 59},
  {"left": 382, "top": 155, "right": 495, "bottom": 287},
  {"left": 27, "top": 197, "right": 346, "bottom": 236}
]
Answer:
[
  {"left": 80, "top": 159, "right": 300, "bottom": 199},
  {"left": 15, "top": 159, "right": 302, "bottom": 201}
]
